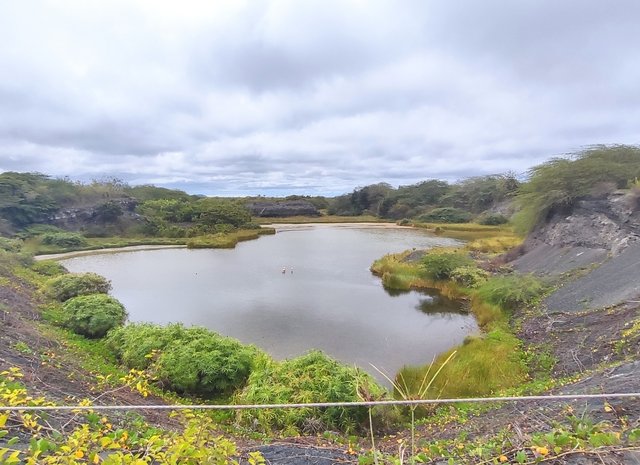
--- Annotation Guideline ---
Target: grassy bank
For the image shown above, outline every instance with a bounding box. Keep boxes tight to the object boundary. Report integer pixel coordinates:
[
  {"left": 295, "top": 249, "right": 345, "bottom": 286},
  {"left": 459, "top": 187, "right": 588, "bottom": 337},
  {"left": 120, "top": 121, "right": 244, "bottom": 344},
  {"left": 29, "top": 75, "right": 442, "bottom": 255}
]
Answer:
[
  {"left": 370, "top": 226, "right": 542, "bottom": 400},
  {"left": 413, "top": 221, "right": 520, "bottom": 242},
  {"left": 26, "top": 227, "right": 277, "bottom": 256},
  {"left": 185, "top": 227, "right": 275, "bottom": 249}
]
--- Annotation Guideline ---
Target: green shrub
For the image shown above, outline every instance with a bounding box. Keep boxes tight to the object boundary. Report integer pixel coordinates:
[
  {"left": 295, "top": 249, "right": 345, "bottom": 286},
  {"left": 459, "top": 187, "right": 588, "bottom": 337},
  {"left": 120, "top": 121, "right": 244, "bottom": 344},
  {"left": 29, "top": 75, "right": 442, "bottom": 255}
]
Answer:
[
  {"left": 416, "top": 207, "right": 472, "bottom": 224},
  {"left": 449, "top": 265, "right": 489, "bottom": 288},
  {"left": 106, "top": 323, "right": 208, "bottom": 369},
  {"left": 62, "top": 294, "right": 127, "bottom": 338},
  {"left": 421, "top": 251, "right": 473, "bottom": 280},
  {"left": 107, "top": 323, "right": 259, "bottom": 397},
  {"left": 235, "top": 351, "right": 384, "bottom": 433},
  {"left": 19, "top": 224, "right": 63, "bottom": 238},
  {"left": 0, "top": 237, "right": 22, "bottom": 252},
  {"left": 44, "top": 272, "right": 112, "bottom": 301},
  {"left": 31, "top": 260, "right": 67, "bottom": 277},
  {"left": 155, "top": 334, "right": 256, "bottom": 396},
  {"left": 40, "top": 232, "right": 88, "bottom": 248},
  {"left": 186, "top": 233, "right": 239, "bottom": 249},
  {"left": 476, "top": 274, "right": 546, "bottom": 310},
  {"left": 476, "top": 213, "right": 508, "bottom": 225}
]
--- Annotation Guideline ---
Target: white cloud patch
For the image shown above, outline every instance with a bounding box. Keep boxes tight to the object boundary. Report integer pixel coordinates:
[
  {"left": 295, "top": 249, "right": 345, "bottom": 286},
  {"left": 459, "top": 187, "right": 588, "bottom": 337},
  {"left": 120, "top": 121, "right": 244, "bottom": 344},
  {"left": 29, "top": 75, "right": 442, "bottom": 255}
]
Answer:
[{"left": 0, "top": 0, "right": 639, "bottom": 195}]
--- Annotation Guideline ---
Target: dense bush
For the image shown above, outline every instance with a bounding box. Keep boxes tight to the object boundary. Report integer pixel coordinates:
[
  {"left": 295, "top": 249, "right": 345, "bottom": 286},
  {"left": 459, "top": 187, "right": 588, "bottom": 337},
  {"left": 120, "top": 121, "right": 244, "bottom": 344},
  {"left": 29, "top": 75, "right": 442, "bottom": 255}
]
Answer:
[
  {"left": 107, "top": 324, "right": 258, "bottom": 396},
  {"left": 0, "top": 237, "right": 22, "bottom": 252},
  {"left": 421, "top": 251, "right": 474, "bottom": 280},
  {"left": 449, "top": 265, "right": 489, "bottom": 288},
  {"left": 416, "top": 207, "right": 472, "bottom": 224},
  {"left": 476, "top": 213, "right": 509, "bottom": 225},
  {"left": 155, "top": 334, "right": 255, "bottom": 396},
  {"left": 235, "top": 351, "right": 384, "bottom": 433},
  {"left": 31, "top": 260, "right": 67, "bottom": 277},
  {"left": 62, "top": 294, "right": 127, "bottom": 338},
  {"left": 476, "top": 274, "right": 546, "bottom": 310},
  {"left": 44, "top": 272, "right": 112, "bottom": 301},
  {"left": 106, "top": 323, "right": 206, "bottom": 369},
  {"left": 41, "top": 232, "right": 88, "bottom": 248}
]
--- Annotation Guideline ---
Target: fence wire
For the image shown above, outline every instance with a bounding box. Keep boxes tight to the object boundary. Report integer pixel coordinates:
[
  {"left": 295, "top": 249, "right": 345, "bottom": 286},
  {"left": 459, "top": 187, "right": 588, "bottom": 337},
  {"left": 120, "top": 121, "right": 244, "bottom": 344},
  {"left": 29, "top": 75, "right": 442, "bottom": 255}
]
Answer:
[{"left": 2, "top": 392, "right": 639, "bottom": 412}]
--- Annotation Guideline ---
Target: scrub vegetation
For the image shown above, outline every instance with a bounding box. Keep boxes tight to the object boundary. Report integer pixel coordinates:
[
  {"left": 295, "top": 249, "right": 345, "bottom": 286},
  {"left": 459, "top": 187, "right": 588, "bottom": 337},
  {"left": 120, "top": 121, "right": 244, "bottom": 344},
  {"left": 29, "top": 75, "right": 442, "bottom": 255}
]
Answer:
[
  {"left": 44, "top": 272, "right": 112, "bottom": 301},
  {"left": 371, "top": 230, "right": 547, "bottom": 400},
  {"left": 1, "top": 145, "right": 640, "bottom": 463}
]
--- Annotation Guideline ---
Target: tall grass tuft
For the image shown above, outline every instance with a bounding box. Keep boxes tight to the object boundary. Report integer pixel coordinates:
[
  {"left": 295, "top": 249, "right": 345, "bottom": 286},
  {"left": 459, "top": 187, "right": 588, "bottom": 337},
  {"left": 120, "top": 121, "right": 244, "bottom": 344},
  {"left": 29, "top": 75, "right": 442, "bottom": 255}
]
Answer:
[
  {"left": 375, "top": 351, "right": 457, "bottom": 462},
  {"left": 396, "top": 328, "right": 527, "bottom": 400},
  {"left": 476, "top": 274, "right": 546, "bottom": 310},
  {"left": 464, "top": 235, "right": 523, "bottom": 254}
]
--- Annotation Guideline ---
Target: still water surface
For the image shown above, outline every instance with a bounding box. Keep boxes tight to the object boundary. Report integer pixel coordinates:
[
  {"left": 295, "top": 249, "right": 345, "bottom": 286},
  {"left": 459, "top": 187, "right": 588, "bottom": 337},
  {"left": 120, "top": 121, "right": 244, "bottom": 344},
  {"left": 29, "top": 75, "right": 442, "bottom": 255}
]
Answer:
[{"left": 61, "top": 225, "right": 478, "bottom": 379}]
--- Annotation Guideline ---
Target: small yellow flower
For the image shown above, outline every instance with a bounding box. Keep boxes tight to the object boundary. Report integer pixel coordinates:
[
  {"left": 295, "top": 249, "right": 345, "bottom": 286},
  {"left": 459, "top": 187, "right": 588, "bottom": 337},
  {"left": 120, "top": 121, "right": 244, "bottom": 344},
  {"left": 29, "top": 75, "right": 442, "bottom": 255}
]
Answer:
[
  {"left": 75, "top": 450, "right": 85, "bottom": 459},
  {"left": 499, "top": 455, "right": 508, "bottom": 462},
  {"left": 535, "top": 446, "right": 549, "bottom": 456}
]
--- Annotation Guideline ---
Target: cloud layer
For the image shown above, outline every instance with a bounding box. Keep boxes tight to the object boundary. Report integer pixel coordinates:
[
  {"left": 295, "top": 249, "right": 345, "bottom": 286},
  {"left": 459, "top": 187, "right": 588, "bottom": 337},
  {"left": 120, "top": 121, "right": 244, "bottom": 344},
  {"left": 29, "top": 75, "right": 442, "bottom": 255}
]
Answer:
[{"left": 1, "top": 0, "right": 639, "bottom": 195}]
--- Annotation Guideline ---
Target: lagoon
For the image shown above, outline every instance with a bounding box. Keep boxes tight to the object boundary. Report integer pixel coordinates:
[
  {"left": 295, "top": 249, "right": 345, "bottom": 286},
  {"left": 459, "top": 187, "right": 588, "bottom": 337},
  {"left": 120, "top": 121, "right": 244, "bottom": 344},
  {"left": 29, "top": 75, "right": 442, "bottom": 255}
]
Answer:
[{"left": 61, "top": 224, "right": 478, "bottom": 380}]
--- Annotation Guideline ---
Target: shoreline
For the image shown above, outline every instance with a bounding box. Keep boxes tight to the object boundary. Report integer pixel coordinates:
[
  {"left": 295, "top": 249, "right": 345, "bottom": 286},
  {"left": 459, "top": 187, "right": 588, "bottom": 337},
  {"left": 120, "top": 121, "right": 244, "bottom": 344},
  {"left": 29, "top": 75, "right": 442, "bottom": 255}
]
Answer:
[
  {"left": 264, "top": 222, "right": 413, "bottom": 230},
  {"left": 35, "top": 223, "right": 414, "bottom": 260},
  {"left": 34, "top": 244, "right": 187, "bottom": 261}
]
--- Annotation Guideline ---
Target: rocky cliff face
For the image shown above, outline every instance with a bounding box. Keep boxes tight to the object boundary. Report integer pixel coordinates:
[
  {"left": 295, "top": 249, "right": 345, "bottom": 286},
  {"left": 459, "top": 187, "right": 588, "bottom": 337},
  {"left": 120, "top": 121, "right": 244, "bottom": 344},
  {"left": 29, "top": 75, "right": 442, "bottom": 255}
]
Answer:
[
  {"left": 47, "top": 198, "right": 142, "bottom": 232},
  {"left": 511, "top": 190, "right": 640, "bottom": 312},
  {"left": 527, "top": 191, "right": 640, "bottom": 255}
]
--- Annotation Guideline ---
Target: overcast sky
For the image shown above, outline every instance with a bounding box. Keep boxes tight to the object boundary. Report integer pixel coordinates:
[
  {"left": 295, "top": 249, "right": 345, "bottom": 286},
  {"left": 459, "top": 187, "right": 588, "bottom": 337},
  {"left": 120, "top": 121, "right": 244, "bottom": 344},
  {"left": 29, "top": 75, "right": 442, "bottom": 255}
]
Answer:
[{"left": 0, "top": 1, "right": 639, "bottom": 196}]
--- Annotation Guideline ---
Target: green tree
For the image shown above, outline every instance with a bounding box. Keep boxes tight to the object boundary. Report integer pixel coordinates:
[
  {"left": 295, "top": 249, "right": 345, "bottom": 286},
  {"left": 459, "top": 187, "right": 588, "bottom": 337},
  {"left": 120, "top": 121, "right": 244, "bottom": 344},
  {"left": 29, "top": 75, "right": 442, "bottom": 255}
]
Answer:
[
  {"left": 194, "top": 199, "right": 251, "bottom": 228},
  {"left": 0, "top": 172, "right": 59, "bottom": 227}
]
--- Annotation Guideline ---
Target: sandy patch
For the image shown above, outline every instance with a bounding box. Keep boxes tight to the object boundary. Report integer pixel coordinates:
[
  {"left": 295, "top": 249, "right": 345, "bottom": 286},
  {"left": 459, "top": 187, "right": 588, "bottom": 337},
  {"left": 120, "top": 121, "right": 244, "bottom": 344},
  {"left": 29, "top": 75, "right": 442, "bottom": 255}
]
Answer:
[{"left": 35, "top": 244, "right": 186, "bottom": 261}]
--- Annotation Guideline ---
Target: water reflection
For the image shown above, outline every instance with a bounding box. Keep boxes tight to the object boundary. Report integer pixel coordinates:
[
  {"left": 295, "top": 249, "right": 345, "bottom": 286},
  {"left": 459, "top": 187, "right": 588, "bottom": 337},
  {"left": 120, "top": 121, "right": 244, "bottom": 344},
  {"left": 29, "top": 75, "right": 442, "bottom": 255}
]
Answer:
[
  {"left": 415, "top": 291, "right": 468, "bottom": 315},
  {"left": 61, "top": 225, "right": 478, "bottom": 382}
]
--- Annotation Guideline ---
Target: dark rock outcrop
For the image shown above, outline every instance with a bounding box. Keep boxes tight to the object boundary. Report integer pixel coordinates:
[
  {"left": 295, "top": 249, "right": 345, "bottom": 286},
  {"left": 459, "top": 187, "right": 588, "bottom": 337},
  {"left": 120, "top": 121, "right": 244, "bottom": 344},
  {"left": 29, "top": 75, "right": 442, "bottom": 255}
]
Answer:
[
  {"left": 513, "top": 191, "right": 640, "bottom": 276},
  {"left": 47, "top": 198, "right": 142, "bottom": 231},
  {"left": 246, "top": 200, "right": 320, "bottom": 218},
  {"left": 510, "top": 191, "right": 640, "bottom": 312}
]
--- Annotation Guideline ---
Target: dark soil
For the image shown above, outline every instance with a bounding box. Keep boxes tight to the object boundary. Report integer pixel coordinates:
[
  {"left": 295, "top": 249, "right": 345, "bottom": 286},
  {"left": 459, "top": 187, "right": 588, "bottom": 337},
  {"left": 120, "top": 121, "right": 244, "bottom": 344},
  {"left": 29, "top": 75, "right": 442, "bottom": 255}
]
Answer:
[
  {"left": 520, "top": 303, "right": 640, "bottom": 376},
  {"left": 544, "top": 243, "right": 640, "bottom": 313}
]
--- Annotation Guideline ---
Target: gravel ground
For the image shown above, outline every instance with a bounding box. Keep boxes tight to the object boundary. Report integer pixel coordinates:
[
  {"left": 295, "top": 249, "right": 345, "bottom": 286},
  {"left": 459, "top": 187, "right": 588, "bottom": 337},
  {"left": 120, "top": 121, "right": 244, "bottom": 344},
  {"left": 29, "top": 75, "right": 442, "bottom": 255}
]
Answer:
[
  {"left": 250, "top": 445, "right": 356, "bottom": 465},
  {"left": 512, "top": 243, "right": 609, "bottom": 276},
  {"left": 545, "top": 243, "right": 640, "bottom": 313}
]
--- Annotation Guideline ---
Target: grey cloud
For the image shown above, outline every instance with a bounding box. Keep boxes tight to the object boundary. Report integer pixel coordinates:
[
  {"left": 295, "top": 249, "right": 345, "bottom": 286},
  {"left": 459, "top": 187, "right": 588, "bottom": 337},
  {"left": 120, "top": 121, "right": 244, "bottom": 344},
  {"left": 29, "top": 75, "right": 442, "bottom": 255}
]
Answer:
[{"left": 0, "top": 1, "right": 639, "bottom": 195}]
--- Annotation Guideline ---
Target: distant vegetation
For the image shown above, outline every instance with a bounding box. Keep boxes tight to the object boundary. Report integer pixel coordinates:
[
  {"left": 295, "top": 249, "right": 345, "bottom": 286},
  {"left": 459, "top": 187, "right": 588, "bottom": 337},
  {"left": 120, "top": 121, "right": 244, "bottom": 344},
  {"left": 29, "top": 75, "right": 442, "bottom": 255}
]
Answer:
[
  {"left": 1, "top": 145, "right": 639, "bottom": 248},
  {"left": 513, "top": 145, "right": 640, "bottom": 234}
]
